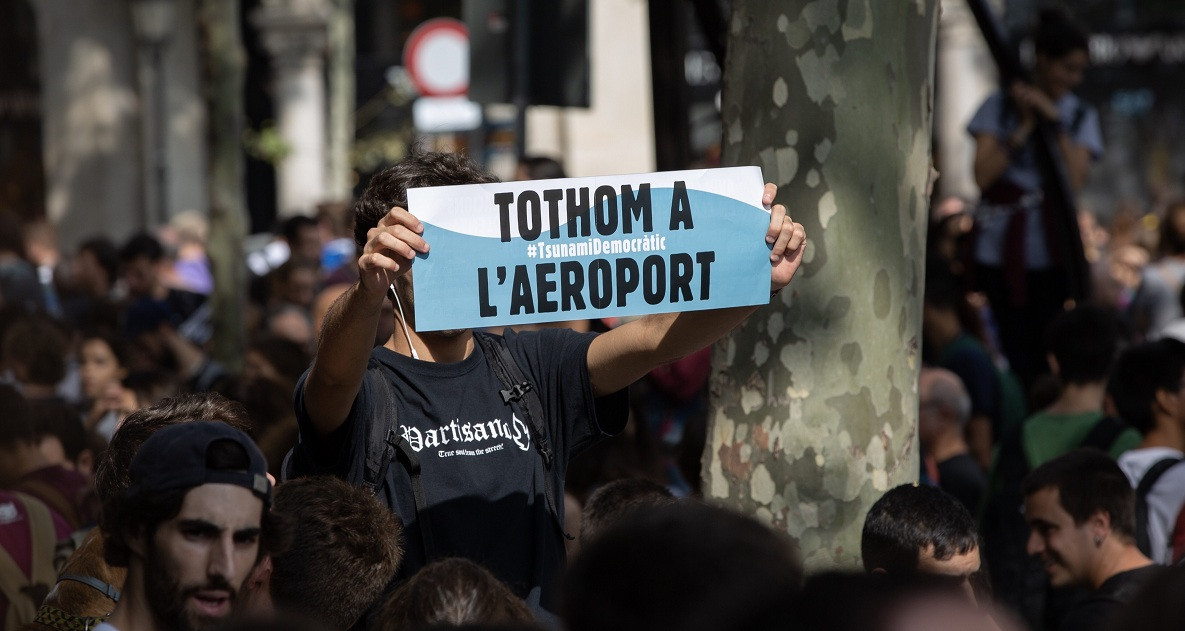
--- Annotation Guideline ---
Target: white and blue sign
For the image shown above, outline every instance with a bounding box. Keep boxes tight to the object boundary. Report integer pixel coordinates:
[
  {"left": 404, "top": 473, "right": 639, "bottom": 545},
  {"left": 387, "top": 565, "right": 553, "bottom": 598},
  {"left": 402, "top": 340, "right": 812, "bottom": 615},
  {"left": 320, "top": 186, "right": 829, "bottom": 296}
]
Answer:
[{"left": 407, "top": 166, "right": 772, "bottom": 331}]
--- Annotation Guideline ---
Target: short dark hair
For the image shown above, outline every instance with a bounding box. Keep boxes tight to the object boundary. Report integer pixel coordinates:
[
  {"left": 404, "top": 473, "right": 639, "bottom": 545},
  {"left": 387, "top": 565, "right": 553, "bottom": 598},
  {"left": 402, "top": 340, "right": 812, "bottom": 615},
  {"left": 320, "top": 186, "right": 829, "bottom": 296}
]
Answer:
[
  {"left": 247, "top": 334, "right": 312, "bottom": 387},
  {"left": 861, "top": 484, "right": 979, "bottom": 574},
  {"left": 1021, "top": 448, "right": 1136, "bottom": 539},
  {"left": 81, "top": 329, "right": 130, "bottom": 372},
  {"left": 92, "top": 392, "right": 254, "bottom": 504},
  {"left": 580, "top": 478, "right": 675, "bottom": 543},
  {"left": 563, "top": 502, "right": 801, "bottom": 631},
  {"left": 270, "top": 476, "right": 405, "bottom": 631},
  {"left": 518, "top": 155, "right": 566, "bottom": 180},
  {"left": 353, "top": 150, "right": 498, "bottom": 248},
  {"left": 31, "top": 398, "right": 88, "bottom": 461},
  {"left": 1107, "top": 339, "right": 1185, "bottom": 434},
  {"left": 280, "top": 215, "right": 318, "bottom": 244},
  {"left": 1045, "top": 305, "right": 1122, "bottom": 385},
  {"left": 1032, "top": 7, "right": 1089, "bottom": 60},
  {"left": 101, "top": 437, "right": 289, "bottom": 568},
  {"left": 78, "top": 236, "right": 121, "bottom": 288},
  {"left": 0, "top": 383, "right": 35, "bottom": 447},
  {"left": 118, "top": 233, "right": 164, "bottom": 263},
  {"left": 376, "top": 558, "right": 534, "bottom": 631},
  {"left": 2, "top": 316, "right": 68, "bottom": 386}
]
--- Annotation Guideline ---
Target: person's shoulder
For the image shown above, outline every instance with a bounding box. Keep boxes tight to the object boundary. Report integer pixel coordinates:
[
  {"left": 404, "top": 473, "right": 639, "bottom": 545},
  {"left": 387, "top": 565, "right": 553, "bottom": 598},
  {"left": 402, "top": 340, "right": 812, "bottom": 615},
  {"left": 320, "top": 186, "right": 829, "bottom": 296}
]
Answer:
[
  {"left": 1099, "top": 564, "right": 1164, "bottom": 602},
  {"left": 967, "top": 91, "right": 1008, "bottom": 131},
  {"left": 495, "top": 325, "right": 595, "bottom": 355}
]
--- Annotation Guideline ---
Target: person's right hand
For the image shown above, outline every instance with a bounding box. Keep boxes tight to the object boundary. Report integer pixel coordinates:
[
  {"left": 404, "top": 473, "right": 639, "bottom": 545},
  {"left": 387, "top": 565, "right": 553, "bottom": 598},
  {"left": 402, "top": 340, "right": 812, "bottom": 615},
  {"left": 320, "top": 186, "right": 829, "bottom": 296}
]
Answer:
[
  {"left": 1009, "top": 81, "right": 1059, "bottom": 123},
  {"left": 358, "top": 206, "right": 430, "bottom": 299},
  {"left": 99, "top": 382, "right": 138, "bottom": 419}
]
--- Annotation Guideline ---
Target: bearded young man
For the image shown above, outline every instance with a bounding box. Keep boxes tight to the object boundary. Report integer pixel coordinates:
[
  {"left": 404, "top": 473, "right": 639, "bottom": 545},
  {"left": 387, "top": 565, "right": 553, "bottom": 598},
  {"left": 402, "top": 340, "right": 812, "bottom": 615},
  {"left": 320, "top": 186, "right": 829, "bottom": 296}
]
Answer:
[{"left": 96, "top": 422, "right": 287, "bottom": 631}]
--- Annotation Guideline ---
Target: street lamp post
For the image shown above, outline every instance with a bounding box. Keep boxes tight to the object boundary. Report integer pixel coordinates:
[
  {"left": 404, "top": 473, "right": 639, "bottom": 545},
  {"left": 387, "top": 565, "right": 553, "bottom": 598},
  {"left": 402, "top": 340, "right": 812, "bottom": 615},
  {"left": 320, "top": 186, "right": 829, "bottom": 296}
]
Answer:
[{"left": 130, "top": 0, "right": 176, "bottom": 228}]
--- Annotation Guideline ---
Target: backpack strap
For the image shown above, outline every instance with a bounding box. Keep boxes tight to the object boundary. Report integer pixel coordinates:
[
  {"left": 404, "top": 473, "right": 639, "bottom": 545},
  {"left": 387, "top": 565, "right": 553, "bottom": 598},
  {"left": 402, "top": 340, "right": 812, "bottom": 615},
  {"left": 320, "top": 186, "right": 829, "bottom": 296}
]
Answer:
[
  {"left": 363, "top": 369, "right": 401, "bottom": 495},
  {"left": 367, "top": 367, "right": 438, "bottom": 557},
  {"left": 1080, "top": 416, "right": 1127, "bottom": 453},
  {"left": 472, "top": 331, "right": 569, "bottom": 539},
  {"left": 16, "top": 477, "right": 80, "bottom": 530},
  {"left": 1135, "top": 456, "right": 1185, "bottom": 556},
  {"left": 56, "top": 574, "right": 121, "bottom": 603},
  {"left": 20, "top": 493, "right": 56, "bottom": 590},
  {"left": 0, "top": 493, "right": 58, "bottom": 628}
]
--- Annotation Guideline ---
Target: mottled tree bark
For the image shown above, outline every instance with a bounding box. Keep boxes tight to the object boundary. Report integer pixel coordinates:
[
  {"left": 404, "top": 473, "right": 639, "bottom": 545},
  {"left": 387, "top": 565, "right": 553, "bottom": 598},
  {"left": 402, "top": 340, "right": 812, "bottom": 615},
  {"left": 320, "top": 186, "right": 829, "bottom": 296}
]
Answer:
[
  {"left": 198, "top": 0, "right": 249, "bottom": 371},
  {"left": 705, "top": 0, "right": 938, "bottom": 571}
]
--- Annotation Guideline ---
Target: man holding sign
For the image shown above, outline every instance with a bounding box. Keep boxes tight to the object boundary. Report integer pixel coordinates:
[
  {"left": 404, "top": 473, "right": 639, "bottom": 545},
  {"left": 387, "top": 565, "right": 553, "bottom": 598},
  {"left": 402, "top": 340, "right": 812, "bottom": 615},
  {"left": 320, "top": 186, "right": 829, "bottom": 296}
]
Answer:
[{"left": 290, "top": 151, "right": 806, "bottom": 614}]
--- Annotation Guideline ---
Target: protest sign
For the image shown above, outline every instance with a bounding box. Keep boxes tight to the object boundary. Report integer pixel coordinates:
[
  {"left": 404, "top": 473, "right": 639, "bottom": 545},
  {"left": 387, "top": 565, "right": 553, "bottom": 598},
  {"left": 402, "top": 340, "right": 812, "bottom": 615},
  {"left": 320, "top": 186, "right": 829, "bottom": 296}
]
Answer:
[{"left": 406, "top": 166, "right": 772, "bottom": 331}]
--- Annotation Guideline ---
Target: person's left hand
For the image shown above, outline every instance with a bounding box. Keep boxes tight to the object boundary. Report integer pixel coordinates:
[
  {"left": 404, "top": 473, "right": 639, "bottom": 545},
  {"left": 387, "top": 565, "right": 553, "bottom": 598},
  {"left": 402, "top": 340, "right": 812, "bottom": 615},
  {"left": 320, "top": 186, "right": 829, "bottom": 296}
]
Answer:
[{"left": 763, "top": 183, "right": 807, "bottom": 294}]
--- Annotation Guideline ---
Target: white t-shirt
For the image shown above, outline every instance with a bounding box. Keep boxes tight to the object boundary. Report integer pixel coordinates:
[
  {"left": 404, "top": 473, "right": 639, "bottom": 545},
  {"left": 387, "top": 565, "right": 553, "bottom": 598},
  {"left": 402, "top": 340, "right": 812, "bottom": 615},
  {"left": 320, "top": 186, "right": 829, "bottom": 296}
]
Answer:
[
  {"left": 92, "top": 623, "right": 120, "bottom": 631},
  {"left": 1118, "top": 446, "right": 1185, "bottom": 564}
]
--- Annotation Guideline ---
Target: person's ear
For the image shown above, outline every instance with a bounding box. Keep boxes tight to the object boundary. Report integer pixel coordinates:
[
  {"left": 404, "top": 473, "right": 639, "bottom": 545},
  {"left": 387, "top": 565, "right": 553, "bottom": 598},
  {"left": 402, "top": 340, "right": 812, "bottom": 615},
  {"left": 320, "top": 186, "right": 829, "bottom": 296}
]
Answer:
[
  {"left": 1089, "top": 509, "right": 1112, "bottom": 546},
  {"left": 1046, "top": 354, "right": 1060, "bottom": 376},
  {"left": 1154, "top": 387, "right": 1179, "bottom": 419}
]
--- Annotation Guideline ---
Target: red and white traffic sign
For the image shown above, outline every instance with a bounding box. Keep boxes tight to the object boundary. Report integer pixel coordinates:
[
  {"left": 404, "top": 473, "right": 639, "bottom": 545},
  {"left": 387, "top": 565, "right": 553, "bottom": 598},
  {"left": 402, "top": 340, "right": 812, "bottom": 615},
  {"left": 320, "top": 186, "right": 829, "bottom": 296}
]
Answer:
[{"left": 403, "top": 18, "right": 469, "bottom": 98}]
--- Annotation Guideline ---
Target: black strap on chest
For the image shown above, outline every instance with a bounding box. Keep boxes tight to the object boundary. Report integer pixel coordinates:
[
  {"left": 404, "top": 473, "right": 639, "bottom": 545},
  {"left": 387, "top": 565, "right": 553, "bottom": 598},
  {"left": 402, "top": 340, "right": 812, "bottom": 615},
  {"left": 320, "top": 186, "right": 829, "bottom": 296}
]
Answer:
[
  {"left": 1135, "top": 456, "right": 1185, "bottom": 557},
  {"left": 367, "top": 371, "right": 438, "bottom": 556},
  {"left": 472, "top": 331, "right": 569, "bottom": 540}
]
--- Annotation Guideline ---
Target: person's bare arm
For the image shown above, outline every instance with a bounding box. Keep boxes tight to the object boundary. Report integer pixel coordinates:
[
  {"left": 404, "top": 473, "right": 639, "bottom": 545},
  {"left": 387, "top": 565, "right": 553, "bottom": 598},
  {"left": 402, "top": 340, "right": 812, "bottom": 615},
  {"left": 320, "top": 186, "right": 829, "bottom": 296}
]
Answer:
[
  {"left": 973, "top": 131, "right": 1015, "bottom": 192},
  {"left": 1056, "top": 133, "right": 1091, "bottom": 192},
  {"left": 587, "top": 183, "right": 807, "bottom": 397},
  {"left": 303, "top": 208, "right": 428, "bottom": 435}
]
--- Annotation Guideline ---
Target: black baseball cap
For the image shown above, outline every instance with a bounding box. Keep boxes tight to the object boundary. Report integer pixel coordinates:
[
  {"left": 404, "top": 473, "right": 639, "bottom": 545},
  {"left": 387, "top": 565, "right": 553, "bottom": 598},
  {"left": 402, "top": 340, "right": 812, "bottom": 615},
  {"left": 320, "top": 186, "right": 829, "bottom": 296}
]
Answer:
[{"left": 127, "top": 421, "right": 272, "bottom": 506}]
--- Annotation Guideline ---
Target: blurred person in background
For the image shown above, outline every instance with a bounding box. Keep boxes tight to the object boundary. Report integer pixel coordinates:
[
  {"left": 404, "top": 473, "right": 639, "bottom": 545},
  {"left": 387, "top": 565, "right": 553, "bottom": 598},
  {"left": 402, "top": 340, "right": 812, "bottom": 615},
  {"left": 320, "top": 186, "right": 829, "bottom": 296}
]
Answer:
[
  {"left": 79, "top": 331, "right": 136, "bottom": 441},
  {"left": 967, "top": 8, "right": 1102, "bottom": 391},
  {"left": 0, "top": 384, "right": 95, "bottom": 530},
  {"left": 1129, "top": 199, "right": 1185, "bottom": 339},
  {"left": 60, "top": 236, "right": 121, "bottom": 332},
  {"left": 30, "top": 397, "right": 104, "bottom": 479},
  {"left": 918, "top": 368, "right": 987, "bottom": 512},
  {"left": 2, "top": 316, "right": 70, "bottom": 404},
  {"left": 0, "top": 210, "right": 44, "bottom": 315}
]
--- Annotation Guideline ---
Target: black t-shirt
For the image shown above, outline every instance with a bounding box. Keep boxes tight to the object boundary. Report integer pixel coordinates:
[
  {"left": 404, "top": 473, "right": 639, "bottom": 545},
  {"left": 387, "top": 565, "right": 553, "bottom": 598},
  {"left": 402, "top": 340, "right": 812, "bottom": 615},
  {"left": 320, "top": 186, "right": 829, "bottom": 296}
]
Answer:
[
  {"left": 292, "top": 327, "right": 628, "bottom": 611},
  {"left": 1057, "top": 564, "right": 1162, "bottom": 631},
  {"left": 936, "top": 453, "right": 987, "bottom": 514}
]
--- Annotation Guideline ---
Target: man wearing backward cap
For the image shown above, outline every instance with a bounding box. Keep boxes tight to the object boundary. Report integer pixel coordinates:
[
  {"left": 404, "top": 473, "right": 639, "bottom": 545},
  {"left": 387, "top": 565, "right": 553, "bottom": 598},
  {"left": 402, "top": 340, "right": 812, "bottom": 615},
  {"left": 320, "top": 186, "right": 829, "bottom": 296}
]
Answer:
[{"left": 95, "top": 422, "right": 288, "bottom": 631}]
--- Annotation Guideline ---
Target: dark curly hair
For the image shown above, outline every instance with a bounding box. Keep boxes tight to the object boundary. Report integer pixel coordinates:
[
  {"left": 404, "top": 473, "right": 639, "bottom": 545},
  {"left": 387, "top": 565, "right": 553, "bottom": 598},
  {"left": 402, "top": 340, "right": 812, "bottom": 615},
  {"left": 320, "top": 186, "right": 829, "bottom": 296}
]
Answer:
[
  {"left": 271, "top": 476, "right": 404, "bottom": 630},
  {"left": 353, "top": 150, "right": 498, "bottom": 248},
  {"left": 92, "top": 392, "right": 255, "bottom": 504},
  {"left": 1032, "top": 7, "right": 1089, "bottom": 60}
]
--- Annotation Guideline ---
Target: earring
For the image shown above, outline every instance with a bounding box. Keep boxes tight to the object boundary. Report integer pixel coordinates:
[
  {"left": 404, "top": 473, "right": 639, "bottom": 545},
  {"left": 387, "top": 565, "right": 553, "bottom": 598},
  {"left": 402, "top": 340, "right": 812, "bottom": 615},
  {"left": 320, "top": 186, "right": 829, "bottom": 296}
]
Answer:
[{"left": 1094, "top": 535, "right": 1103, "bottom": 547}]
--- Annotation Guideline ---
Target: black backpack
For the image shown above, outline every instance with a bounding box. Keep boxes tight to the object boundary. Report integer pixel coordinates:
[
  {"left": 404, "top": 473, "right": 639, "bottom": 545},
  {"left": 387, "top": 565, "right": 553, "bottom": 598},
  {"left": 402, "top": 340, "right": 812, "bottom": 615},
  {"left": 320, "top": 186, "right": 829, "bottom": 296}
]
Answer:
[
  {"left": 282, "top": 331, "right": 569, "bottom": 551},
  {"left": 1134, "top": 456, "right": 1185, "bottom": 557}
]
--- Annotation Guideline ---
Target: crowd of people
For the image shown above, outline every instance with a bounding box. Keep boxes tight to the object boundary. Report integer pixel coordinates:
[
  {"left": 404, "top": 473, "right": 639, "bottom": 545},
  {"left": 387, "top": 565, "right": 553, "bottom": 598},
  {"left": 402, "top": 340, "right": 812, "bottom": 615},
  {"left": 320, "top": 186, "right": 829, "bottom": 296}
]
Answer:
[{"left": 3, "top": 5, "right": 1185, "bottom": 631}]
